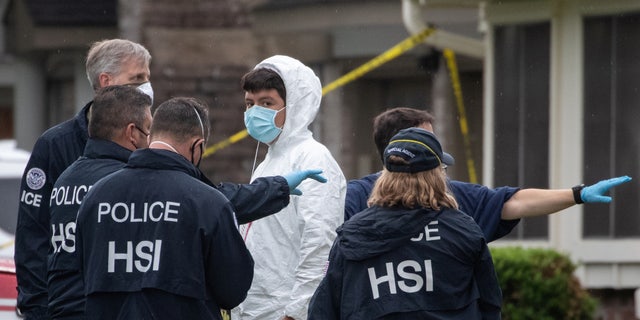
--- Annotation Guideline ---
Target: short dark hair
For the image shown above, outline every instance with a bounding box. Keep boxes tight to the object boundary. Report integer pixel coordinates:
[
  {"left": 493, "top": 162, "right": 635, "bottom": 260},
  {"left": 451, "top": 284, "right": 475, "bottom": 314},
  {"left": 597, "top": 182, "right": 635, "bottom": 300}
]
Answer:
[
  {"left": 89, "top": 85, "right": 152, "bottom": 140},
  {"left": 240, "top": 68, "right": 286, "bottom": 103},
  {"left": 373, "top": 107, "right": 436, "bottom": 162},
  {"left": 151, "top": 97, "right": 210, "bottom": 144}
]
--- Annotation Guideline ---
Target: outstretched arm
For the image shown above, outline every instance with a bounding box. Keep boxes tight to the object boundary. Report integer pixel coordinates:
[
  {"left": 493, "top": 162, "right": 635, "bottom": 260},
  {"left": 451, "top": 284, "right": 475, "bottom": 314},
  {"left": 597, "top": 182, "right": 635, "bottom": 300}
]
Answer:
[
  {"left": 214, "top": 176, "right": 290, "bottom": 224},
  {"left": 206, "top": 170, "right": 326, "bottom": 225},
  {"left": 501, "top": 176, "right": 631, "bottom": 220},
  {"left": 501, "top": 188, "right": 574, "bottom": 220}
]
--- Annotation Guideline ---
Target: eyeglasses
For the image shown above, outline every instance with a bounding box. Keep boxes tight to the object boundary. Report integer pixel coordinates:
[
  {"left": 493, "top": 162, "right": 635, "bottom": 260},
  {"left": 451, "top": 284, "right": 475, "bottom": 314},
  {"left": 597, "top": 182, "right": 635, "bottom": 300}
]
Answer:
[{"left": 135, "top": 125, "right": 150, "bottom": 137}]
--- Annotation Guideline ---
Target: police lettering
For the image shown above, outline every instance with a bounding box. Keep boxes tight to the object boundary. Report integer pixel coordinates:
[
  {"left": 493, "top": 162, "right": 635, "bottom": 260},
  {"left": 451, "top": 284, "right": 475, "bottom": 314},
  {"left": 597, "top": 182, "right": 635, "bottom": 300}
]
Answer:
[
  {"left": 411, "top": 221, "right": 441, "bottom": 242},
  {"left": 51, "top": 222, "right": 76, "bottom": 253},
  {"left": 50, "top": 185, "right": 91, "bottom": 206},
  {"left": 97, "top": 201, "right": 180, "bottom": 223},
  {"left": 368, "top": 260, "right": 433, "bottom": 299},
  {"left": 108, "top": 240, "right": 162, "bottom": 273},
  {"left": 20, "top": 190, "right": 42, "bottom": 207}
]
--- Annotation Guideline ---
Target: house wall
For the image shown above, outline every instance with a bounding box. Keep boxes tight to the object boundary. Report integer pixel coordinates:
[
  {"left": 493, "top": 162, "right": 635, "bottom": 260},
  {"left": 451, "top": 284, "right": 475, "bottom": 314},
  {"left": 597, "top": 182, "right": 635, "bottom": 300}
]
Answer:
[
  {"left": 135, "top": 0, "right": 262, "bottom": 183},
  {"left": 484, "top": 0, "right": 640, "bottom": 317}
]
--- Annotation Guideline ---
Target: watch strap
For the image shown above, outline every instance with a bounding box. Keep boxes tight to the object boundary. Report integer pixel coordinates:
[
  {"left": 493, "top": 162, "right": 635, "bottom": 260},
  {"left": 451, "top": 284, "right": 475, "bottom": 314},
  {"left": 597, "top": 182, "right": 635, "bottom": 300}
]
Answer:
[{"left": 572, "top": 184, "right": 585, "bottom": 204}]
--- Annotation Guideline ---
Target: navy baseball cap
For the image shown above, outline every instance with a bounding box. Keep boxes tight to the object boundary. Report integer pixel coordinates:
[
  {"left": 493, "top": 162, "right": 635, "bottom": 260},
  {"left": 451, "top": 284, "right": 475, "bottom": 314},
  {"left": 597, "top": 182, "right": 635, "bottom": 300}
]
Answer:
[{"left": 384, "top": 127, "right": 444, "bottom": 173}]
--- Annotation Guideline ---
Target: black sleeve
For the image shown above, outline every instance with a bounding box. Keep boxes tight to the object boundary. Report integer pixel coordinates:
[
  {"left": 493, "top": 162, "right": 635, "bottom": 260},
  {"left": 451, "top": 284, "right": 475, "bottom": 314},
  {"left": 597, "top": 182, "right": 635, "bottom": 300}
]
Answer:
[
  {"left": 14, "top": 139, "right": 53, "bottom": 319},
  {"left": 205, "top": 202, "right": 254, "bottom": 309},
  {"left": 308, "top": 242, "right": 342, "bottom": 320},
  {"left": 475, "top": 239, "right": 502, "bottom": 320},
  {"left": 214, "top": 176, "right": 290, "bottom": 224}
]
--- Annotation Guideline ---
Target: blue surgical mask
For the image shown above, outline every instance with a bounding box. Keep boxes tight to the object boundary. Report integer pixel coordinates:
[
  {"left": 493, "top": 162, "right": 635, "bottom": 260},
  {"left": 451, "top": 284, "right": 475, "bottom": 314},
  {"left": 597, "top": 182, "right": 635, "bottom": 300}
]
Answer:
[
  {"left": 244, "top": 105, "right": 285, "bottom": 144},
  {"left": 136, "top": 82, "right": 154, "bottom": 104}
]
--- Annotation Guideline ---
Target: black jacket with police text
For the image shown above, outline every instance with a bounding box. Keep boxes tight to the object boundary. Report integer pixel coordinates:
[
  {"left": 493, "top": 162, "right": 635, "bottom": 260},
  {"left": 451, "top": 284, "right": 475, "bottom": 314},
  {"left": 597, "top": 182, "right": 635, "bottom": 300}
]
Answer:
[
  {"left": 48, "top": 138, "right": 132, "bottom": 319},
  {"left": 15, "top": 99, "right": 287, "bottom": 319},
  {"left": 15, "top": 102, "right": 91, "bottom": 319},
  {"left": 76, "top": 149, "right": 254, "bottom": 320},
  {"left": 48, "top": 140, "right": 289, "bottom": 319}
]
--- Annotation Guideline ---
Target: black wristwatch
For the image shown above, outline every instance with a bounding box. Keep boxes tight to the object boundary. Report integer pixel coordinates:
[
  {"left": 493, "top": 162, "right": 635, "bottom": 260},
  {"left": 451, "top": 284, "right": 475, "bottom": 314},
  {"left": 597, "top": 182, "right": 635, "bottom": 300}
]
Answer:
[{"left": 572, "top": 184, "right": 585, "bottom": 204}]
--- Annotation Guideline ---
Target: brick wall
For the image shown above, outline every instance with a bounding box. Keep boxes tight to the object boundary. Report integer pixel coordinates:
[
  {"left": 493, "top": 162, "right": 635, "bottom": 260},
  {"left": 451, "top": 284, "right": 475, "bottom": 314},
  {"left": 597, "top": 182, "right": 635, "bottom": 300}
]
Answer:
[
  {"left": 140, "top": 0, "right": 263, "bottom": 183},
  {"left": 143, "top": 0, "right": 252, "bottom": 29}
]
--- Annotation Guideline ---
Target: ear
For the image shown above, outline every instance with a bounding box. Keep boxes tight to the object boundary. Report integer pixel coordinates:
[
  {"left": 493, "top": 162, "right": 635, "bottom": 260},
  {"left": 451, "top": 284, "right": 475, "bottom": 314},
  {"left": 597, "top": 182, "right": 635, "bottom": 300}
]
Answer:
[
  {"left": 191, "top": 137, "right": 205, "bottom": 150},
  {"left": 98, "top": 72, "right": 112, "bottom": 88},
  {"left": 125, "top": 123, "right": 137, "bottom": 142}
]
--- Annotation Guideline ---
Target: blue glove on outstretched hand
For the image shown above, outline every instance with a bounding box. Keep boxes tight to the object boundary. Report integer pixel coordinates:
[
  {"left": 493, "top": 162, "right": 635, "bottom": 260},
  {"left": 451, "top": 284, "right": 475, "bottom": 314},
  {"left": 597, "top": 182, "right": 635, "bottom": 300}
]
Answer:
[
  {"left": 283, "top": 169, "right": 328, "bottom": 196},
  {"left": 581, "top": 175, "right": 632, "bottom": 203}
]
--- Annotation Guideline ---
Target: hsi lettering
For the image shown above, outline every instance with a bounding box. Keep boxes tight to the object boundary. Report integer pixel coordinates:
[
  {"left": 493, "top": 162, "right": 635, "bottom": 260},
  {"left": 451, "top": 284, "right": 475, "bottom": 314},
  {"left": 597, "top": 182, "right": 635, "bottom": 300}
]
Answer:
[
  {"left": 108, "top": 240, "right": 162, "bottom": 273},
  {"left": 51, "top": 222, "right": 76, "bottom": 253},
  {"left": 411, "top": 221, "right": 441, "bottom": 242},
  {"left": 368, "top": 260, "right": 433, "bottom": 299}
]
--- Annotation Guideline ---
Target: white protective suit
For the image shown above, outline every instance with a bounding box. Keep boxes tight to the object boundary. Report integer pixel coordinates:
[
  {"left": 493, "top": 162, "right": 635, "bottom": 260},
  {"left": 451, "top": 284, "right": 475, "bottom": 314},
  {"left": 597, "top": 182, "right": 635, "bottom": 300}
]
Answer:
[{"left": 233, "top": 55, "right": 346, "bottom": 320}]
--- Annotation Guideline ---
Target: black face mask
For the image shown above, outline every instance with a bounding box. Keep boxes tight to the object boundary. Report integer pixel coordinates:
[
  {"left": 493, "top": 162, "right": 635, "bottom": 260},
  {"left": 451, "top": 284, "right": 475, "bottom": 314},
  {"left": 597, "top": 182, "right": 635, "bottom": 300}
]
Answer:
[
  {"left": 132, "top": 125, "right": 149, "bottom": 150},
  {"left": 191, "top": 140, "right": 204, "bottom": 168}
]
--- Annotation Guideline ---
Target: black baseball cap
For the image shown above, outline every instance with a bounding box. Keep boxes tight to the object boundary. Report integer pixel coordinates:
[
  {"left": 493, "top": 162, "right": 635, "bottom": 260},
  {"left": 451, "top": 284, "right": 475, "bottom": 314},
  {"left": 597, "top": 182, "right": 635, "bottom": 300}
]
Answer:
[{"left": 384, "top": 127, "right": 444, "bottom": 173}]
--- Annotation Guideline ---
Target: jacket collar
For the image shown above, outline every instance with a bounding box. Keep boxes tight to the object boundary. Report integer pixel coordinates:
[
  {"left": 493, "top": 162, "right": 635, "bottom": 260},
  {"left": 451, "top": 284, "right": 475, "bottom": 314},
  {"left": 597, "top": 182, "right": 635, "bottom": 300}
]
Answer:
[
  {"left": 83, "top": 138, "right": 132, "bottom": 163},
  {"left": 75, "top": 101, "right": 93, "bottom": 144},
  {"left": 126, "top": 148, "right": 202, "bottom": 179}
]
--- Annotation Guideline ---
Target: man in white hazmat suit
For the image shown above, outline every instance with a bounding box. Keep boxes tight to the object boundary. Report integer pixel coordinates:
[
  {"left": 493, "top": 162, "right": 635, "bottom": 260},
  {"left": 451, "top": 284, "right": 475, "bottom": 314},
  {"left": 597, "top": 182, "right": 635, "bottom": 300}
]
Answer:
[{"left": 232, "top": 55, "right": 346, "bottom": 320}]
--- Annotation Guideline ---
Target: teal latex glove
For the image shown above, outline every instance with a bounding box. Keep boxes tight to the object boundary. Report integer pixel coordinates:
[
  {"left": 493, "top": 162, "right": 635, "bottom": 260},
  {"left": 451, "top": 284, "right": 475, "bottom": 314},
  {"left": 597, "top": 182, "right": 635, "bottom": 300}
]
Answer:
[
  {"left": 581, "top": 175, "right": 632, "bottom": 203},
  {"left": 283, "top": 169, "right": 328, "bottom": 196}
]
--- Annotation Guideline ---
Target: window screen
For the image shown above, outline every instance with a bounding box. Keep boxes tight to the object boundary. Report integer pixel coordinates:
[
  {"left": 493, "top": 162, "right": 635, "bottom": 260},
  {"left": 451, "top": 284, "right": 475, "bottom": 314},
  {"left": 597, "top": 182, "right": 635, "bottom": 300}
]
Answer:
[
  {"left": 493, "top": 22, "right": 551, "bottom": 240},
  {"left": 583, "top": 13, "right": 640, "bottom": 239}
]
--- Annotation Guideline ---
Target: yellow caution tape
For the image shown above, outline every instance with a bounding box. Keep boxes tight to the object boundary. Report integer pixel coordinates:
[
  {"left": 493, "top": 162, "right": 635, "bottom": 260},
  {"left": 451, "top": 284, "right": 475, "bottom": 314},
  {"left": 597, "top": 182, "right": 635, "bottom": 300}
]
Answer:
[
  {"left": 322, "top": 27, "right": 436, "bottom": 96},
  {"left": 203, "top": 129, "right": 249, "bottom": 157},
  {"left": 203, "top": 27, "right": 436, "bottom": 157},
  {"left": 443, "top": 49, "right": 478, "bottom": 184}
]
